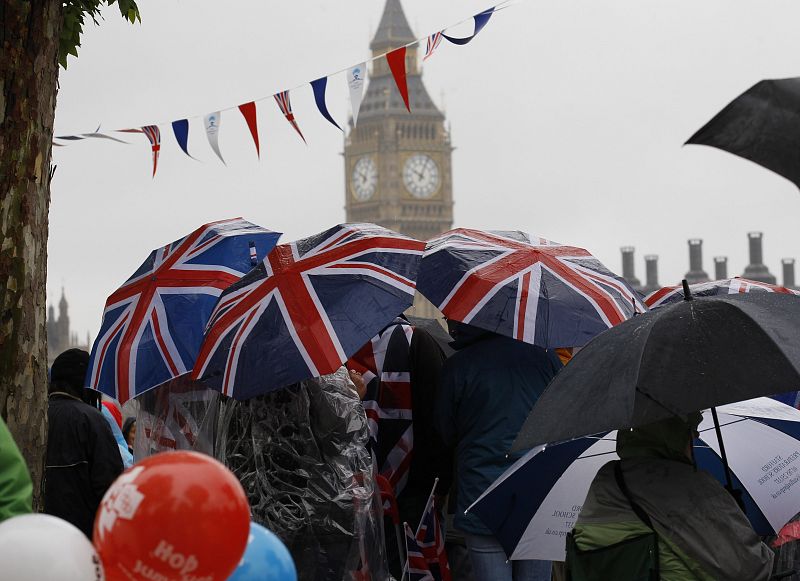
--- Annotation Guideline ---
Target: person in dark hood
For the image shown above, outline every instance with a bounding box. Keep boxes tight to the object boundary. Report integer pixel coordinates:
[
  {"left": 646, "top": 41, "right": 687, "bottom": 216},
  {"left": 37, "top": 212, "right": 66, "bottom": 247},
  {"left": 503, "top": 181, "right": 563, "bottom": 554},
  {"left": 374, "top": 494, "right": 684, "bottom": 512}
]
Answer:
[
  {"left": 572, "top": 413, "right": 774, "bottom": 580},
  {"left": 44, "top": 349, "right": 124, "bottom": 538},
  {"left": 435, "top": 321, "right": 562, "bottom": 581}
]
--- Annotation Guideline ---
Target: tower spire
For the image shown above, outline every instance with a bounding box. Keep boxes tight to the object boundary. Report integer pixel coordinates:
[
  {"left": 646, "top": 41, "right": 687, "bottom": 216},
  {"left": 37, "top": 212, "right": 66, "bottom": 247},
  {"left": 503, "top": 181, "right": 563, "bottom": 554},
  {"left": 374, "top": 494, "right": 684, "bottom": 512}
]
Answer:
[{"left": 371, "top": 0, "right": 415, "bottom": 52}]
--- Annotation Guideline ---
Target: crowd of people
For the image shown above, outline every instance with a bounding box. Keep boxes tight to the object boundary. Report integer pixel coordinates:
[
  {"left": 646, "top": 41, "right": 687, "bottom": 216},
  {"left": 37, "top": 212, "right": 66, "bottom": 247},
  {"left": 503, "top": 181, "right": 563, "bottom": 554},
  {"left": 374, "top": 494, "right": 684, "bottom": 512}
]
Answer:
[{"left": 0, "top": 320, "right": 786, "bottom": 581}]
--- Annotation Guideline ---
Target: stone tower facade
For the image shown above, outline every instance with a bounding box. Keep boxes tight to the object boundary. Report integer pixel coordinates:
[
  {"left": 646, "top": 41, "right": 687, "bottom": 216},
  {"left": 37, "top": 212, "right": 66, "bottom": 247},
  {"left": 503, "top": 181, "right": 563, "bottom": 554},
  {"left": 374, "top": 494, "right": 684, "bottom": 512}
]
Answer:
[
  {"left": 46, "top": 288, "right": 90, "bottom": 365},
  {"left": 344, "top": 0, "right": 454, "bottom": 241}
]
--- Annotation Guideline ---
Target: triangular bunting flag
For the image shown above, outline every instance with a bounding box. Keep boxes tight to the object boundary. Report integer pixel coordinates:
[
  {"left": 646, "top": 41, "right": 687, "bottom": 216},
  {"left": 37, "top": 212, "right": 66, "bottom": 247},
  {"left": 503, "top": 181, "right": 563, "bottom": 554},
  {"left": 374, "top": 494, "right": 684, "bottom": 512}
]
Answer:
[
  {"left": 310, "top": 77, "right": 342, "bottom": 131},
  {"left": 274, "top": 91, "right": 306, "bottom": 144},
  {"left": 442, "top": 7, "right": 494, "bottom": 45},
  {"left": 203, "top": 112, "right": 225, "bottom": 165},
  {"left": 386, "top": 47, "right": 410, "bottom": 112},
  {"left": 171, "top": 119, "right": 194, "bottom": 159},
  {"left": 238, "top": 101, "right": 261, "bottom": 158},
  {"left": 141, "top": 125, "right": 161, "bottom": 177},
  {"left": 347, "top": 63, "right": 367, "bottom": 127},
  {"left": 423, "top": 32, "right": 444, "bottom": 61}
]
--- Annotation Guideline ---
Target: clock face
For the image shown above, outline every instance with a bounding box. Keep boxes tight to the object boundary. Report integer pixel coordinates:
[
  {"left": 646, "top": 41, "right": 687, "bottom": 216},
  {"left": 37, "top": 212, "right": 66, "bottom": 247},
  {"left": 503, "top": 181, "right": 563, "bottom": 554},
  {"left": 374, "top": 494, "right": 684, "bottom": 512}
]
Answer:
[
  {"left": 403, "top": 155, "right": 440, "bottom": 199},
  {"left": 351, "top": 157, "right": 378, "bottom": 201}
]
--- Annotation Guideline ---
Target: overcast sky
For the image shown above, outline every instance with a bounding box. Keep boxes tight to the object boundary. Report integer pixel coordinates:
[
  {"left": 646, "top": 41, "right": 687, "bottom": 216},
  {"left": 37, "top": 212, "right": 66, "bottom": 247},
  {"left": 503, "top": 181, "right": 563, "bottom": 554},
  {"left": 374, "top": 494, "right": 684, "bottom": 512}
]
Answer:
[{"left": 51, "top": 0, "right": 800, "bottom": 341}]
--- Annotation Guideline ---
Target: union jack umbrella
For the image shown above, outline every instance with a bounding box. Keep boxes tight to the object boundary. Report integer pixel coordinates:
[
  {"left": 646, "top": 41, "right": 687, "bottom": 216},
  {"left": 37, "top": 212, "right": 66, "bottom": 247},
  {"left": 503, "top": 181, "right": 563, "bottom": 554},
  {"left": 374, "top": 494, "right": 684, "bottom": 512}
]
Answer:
[
  {"left": 192, "top": 223, "right": 424, "bottom": 400},
  {"left": 87, "top": 218, "right": 281, "bottom": 403},
  {"left": 416, "top": 229, "right": 644, "bottom": 348},
  {"left": 645, "top": 277, "right": 800, "bottom": 309}
]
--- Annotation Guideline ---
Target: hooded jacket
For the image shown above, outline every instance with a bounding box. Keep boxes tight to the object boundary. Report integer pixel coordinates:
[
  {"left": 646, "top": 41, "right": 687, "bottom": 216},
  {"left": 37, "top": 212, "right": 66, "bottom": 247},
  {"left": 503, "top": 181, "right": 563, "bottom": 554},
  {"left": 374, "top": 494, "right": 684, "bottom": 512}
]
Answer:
[
  {"left": 435, "top": 324, "right": 562, "bottom": 534},
  {"left": 573, "top": 414, "right": 774, "bottom": 580},
  {"left": 45, "top": 395, "right": 124, "bottom": 538}
]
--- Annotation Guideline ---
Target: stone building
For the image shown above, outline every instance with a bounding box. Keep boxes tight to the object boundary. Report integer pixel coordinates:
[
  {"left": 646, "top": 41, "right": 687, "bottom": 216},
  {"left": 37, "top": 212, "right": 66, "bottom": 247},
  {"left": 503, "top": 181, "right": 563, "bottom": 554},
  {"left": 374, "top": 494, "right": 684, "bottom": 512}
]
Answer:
[
  {"left": 344, "top": 0, "right": 453, "bottom": 318},
  {"left": 46, "top": 288, "right": 90, "bottom": 365},
  {"left": 621, "top": 232, "right": 797, "bottom": 296}
]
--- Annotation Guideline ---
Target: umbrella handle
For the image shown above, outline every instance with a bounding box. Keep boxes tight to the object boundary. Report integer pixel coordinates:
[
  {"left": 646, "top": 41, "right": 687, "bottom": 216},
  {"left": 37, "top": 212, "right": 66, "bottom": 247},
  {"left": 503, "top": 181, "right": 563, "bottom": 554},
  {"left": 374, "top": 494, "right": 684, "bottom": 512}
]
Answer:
[{"left": 711, "top": 407, "right": 746, "bottom": 513}]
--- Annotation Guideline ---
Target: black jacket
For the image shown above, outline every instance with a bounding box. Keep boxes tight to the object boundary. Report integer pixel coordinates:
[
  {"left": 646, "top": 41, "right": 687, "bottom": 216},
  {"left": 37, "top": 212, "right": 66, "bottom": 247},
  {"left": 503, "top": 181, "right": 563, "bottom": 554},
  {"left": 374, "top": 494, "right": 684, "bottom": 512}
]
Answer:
[
  {"left": 404, "top": 328, "right": 453, "bottom": 500},
  {"left": 44, "top": 394, "right": 123, "bottom": 538}
]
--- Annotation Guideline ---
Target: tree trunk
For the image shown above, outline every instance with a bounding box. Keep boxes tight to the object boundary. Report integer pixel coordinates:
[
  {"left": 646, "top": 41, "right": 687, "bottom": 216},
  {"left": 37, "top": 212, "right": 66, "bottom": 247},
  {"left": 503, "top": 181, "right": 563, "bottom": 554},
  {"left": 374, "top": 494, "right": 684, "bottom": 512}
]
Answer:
[{"left": 0, "top": 0, "right": 63, "bottom": 511}]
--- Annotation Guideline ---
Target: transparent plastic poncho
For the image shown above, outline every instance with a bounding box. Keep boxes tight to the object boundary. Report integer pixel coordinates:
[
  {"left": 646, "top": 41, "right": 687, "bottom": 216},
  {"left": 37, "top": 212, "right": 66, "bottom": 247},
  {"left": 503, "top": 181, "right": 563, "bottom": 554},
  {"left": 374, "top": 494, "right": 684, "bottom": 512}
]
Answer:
[{"left": 134, "top": 369, "right": 388, "bottom": 581}]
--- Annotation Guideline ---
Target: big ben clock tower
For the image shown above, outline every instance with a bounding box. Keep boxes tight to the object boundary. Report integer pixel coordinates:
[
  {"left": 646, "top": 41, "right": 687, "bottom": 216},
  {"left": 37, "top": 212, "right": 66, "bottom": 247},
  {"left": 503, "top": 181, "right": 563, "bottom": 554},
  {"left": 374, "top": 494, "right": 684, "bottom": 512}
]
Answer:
[{"left": 344, "top": 0, "right": 454, "bottom": 243}]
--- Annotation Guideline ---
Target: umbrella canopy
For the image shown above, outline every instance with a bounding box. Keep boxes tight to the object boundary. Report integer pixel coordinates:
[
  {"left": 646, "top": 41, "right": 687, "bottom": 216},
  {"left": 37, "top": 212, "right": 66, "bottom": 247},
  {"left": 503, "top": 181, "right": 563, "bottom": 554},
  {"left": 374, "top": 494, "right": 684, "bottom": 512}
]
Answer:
[
  {"left": 415, "top": 229, "right": 643, "bottom": 349},
  {"left": 645, "top": 277, "right": 800, "bottom": 309},
  {"left": 470, "top": 398, "right": 800, "bottom": 561},
  {"left": 513, "top": 292, "right": 800, "bottom": 451},
  {"left": 405, "top": 315, "right": 455, "bottom": 357},
  {"left": 686, "top": 77, "right": 800, "bottom": 189},
  {"left": 87, "top": 218, "right": 280, "bottom": 403},
  {"left": 192, "top": 223, "right": 424, "bottom": 399}
]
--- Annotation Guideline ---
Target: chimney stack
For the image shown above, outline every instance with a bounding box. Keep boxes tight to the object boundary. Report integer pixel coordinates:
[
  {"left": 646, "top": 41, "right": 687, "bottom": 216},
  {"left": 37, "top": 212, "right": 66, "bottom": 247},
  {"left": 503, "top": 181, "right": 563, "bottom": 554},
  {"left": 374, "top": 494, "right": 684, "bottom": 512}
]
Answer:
[
  {"left": 742, "top": 232, "right": 776, "bottom": 284},
  {"left": 684, "top": 239, "right": 709, "bottom": 284},
  {"left": 643, "top": 255, "right": 659, "bottom": 294},
  {"left": 783, "top": 258, "right": 796, "bottom": 289},
  {"left": 714, "top": 256, "right": 728, "bottom": 280},
  {"left": 620, "top": 246, "right": 641, "bottom": 290}
]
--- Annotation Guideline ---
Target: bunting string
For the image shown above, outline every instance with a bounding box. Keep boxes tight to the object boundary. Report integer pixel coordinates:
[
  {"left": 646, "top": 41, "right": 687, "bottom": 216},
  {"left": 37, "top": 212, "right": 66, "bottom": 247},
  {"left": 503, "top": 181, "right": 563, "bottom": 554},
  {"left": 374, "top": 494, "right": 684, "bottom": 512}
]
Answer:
[{"left": 53, "top": 1, "right": 516, "bottom": 174}]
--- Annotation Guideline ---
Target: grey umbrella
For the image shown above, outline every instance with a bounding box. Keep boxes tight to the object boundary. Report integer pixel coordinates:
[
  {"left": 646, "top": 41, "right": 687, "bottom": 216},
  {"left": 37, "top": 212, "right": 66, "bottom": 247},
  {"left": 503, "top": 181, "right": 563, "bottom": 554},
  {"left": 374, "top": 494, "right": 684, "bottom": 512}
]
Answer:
[{"left": 513, "top": 289, "right": 800, "bottom": 452}]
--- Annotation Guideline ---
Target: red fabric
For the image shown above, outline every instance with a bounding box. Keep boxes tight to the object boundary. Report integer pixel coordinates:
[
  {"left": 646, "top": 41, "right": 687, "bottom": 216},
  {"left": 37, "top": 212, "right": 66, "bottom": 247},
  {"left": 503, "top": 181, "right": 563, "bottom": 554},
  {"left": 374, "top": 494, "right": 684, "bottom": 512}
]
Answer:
[
  {"left": 773, "top": 521, "right": 800, "bottom": 547},
  {"left": 102, "top": 401, "right": 123, "bottom": 429},
  {"left": 386, "top": 48, "right": 410, "bottom": 112},
  {"left": 238, "top": 101, "right": 260, "bottom": 158},
  {"left": 376, "top": 474, "right": 400, "bottom": 524}
]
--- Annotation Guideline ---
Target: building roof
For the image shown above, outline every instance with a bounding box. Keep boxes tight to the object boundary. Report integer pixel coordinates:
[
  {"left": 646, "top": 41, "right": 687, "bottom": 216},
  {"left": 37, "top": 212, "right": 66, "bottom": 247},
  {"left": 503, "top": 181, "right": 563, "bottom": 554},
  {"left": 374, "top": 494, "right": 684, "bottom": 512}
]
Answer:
[
  {"left": 371, "top": 0, "right": 416, "bottom": 50},
  {"left": 358, "top": 75, "right": 444, "bottom": 121}
]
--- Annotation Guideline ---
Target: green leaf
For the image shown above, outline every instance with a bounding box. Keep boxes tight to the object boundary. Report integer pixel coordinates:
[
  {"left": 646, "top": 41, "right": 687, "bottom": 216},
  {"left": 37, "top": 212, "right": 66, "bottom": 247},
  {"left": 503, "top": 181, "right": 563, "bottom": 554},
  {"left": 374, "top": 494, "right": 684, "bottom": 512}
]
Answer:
[{"left": 59, "top": 1, "right": 142, "bottom": 69}]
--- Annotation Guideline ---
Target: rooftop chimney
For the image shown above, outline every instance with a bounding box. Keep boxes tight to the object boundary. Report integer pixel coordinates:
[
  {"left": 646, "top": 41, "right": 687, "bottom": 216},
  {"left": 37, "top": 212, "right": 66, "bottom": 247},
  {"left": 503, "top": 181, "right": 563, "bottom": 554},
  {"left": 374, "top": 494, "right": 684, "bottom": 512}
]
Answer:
[
  {"left": 684, "top": 239, "right": 709, "bottom": 284},
  {"left": 643, "top": 255, "right": 659, "bottom": 294},
  {"left": 714, "top": 256, "right": 728, "bottom": 280},
  {"left": 742, "top": 232, "right": 776, "bottom": 284},
  {"left": 783, "top": 258, "right": 796, "bottom": 289},
  {"left": 620, "top": 246, "right": 641, "bottom": 290}
]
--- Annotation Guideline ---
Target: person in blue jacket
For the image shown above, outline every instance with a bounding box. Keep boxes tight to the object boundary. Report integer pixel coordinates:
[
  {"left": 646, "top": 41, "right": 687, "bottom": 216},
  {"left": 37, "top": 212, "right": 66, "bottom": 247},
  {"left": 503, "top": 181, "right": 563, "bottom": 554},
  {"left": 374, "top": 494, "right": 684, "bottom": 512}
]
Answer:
[{"left": 435, "top": 321, "right": 562, "bottom": 581}]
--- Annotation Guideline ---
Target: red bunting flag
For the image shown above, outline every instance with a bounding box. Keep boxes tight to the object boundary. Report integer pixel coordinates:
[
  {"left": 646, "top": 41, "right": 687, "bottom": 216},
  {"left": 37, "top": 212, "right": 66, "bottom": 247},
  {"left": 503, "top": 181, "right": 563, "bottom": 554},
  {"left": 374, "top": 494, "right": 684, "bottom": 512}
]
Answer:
[
  {"left": 274, "top": 91, "right": 306, "bottom": 144},
  {"left": 386, "top": 47, "right": 410, "bottom": 112},
  {"left": 238, "top": 101, "right": 260, "bottom": 158}
]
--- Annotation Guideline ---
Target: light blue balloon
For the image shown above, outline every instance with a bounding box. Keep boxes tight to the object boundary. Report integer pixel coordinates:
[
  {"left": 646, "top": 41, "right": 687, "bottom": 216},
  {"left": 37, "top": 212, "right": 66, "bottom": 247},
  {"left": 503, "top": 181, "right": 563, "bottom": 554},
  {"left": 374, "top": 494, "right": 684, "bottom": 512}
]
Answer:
[{"left": 228, "top": 522, "right": 297, "bottom": 581}]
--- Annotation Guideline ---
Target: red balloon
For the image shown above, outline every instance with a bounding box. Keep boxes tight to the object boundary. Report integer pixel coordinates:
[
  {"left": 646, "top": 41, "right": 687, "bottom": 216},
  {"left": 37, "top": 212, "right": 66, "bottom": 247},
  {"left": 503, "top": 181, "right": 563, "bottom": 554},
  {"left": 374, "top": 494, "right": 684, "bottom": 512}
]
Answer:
[{"left": 94, "top": 451, "right": 250, "bottom": 581}]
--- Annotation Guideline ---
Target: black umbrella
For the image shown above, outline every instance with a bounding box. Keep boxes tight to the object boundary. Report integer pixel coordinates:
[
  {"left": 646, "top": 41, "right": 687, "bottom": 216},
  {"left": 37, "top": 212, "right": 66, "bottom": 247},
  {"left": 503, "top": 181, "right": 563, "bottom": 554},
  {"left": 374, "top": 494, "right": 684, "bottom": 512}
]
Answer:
[
  {"left": 513, "top": 287, "right": 800, "bottom": 452},
  {"left": 686, "top": 77, "right": 800, "bottom": 189},
  {"left": 405, "top": 315, "right": 455, "bottom": 358}
]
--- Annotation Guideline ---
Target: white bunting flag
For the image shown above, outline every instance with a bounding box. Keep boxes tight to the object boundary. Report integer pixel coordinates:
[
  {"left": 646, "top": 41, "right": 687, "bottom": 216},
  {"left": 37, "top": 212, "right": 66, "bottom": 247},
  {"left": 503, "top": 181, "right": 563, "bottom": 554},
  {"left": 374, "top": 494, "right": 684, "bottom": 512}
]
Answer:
[
  {"left": 347, "top": 63, "right": 367, "bottom": 127},
  {"left": 203, "top": 111, "right": 225, "bottom": 165}
]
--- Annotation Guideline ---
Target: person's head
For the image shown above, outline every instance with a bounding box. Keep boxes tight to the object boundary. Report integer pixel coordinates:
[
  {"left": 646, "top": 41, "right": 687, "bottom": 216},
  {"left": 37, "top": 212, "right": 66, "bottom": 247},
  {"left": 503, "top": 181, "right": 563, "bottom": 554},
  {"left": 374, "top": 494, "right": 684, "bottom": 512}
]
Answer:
[
  {"left": 122, "top": 418, "right": 137, "bottom": 448},
  {"left": 49, "top": 349, "right": 90, "bottom": 398},
  {"left": 617, "top": 411, "right": 703, "bottom": 465}
]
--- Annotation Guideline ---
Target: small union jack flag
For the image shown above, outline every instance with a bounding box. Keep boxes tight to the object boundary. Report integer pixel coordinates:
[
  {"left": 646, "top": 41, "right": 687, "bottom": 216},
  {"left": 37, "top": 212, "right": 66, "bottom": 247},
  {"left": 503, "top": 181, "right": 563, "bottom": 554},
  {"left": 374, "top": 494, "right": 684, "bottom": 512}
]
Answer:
[
  {"left": 141, "top": 125, "right": 161, "bottom": 177},
  {"left": 193, "top": 223, "right": 424, "bottom": 400},
  {"left": 403, "top": 479, "right": 450, "bottom": 581},
  {"left": 645, "top": 277, "right": 800, "bottom": 309},
  {"left": 417, "top": 229, "right": 643, "bottom": 348},
  {"left": 274, "top": 90, "right": 306, "bottom": 144},
  {"left": 415, "top": 486, "right": 451, "bottom": 581},
  {"left": 87, "top": 218, "right": 280, "bottom": 403},
  {"left": 405, "top": 523, "right": 435, "bottom": 581},
  {"left": 423, "top": 32, "right": 444, "bottom": 61}
]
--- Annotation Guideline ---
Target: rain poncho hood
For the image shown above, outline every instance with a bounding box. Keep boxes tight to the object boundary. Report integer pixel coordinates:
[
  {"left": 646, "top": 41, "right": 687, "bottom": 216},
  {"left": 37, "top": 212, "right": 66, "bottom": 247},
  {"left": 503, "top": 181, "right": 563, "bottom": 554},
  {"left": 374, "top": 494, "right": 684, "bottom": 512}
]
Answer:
[
  {"left": 617, "top": 412, "right": 702, "bottom": 465},
  {"left": 575, "top": 413, "right": 773, "bottom": 580}
]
